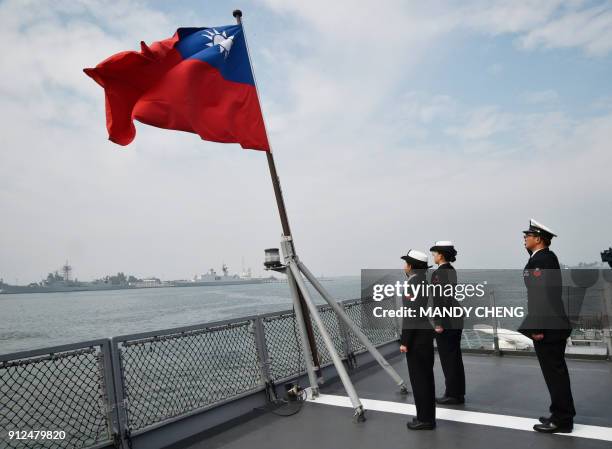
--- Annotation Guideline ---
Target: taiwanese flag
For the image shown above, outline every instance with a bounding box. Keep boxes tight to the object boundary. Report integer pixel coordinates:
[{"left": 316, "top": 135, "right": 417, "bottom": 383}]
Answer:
[{"left": 84, "top": 25, "right": 270, "bottom": 151}]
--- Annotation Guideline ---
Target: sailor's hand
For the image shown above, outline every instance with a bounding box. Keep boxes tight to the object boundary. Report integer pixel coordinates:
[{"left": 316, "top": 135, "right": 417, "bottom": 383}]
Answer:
[
  {"left": 435, "top": 326, "right": 444, "bottom": 334},
  {"left": 400, "top": 345, "right": 408, "bottom": 353},
  {"left": 531, "top": 333, "right": 544, "bottom": 341}
]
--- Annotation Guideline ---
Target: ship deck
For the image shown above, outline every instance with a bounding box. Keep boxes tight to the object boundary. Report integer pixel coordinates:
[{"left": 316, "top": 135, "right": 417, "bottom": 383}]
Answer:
[{"left": 173, "top": 352, "right": 612, "bottom": 449}]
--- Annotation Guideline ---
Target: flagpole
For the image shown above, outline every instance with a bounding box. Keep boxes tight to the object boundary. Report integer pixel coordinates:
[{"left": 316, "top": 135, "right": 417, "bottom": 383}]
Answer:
[
  {"left": 233, "top": 9, "right": 323, "bottom": 378},
  {"left": 232, "top": 10, "right": 407, "bottom": 420},
  {"left": 232, "top": 10, "right": 291, "bottom": 238}
]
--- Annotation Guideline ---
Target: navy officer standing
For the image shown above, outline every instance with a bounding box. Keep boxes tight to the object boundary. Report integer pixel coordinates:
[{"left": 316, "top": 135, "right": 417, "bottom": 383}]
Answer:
[
  {"left": 400, "top": 250, "right": 436, "bottom": 430},
  {"left": 519, "top": 219, "right": 575, "bottom": 433},
  {"left": 430, "top": 241, "right": 466, "bottom": 405}
]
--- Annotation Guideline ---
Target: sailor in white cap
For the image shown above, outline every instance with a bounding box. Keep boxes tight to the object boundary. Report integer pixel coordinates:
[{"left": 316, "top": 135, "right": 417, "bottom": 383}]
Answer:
[
  {"left": 400, "top": 249, "right": 436, "bottom": 430},
  {"left": 429, "top": 241, "right": 466, "bottom": 405},
  {"left": 518, "top": 219, "right": 575, "bottom": 433}
]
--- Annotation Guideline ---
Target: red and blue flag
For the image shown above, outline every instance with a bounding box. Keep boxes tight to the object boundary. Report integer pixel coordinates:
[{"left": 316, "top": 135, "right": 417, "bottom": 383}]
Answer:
[{"left": 84, "top": 25, "right": 270, "bottom": 151}]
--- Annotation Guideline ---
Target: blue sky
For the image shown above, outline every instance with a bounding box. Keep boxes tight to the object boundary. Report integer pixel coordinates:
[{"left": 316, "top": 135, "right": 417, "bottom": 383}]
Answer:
[
  {"left": 422, "top": 32, "right": 610, "bottom": 112},
  {"left": 0, "top": 0, "right": 611, "bottom": 282}
]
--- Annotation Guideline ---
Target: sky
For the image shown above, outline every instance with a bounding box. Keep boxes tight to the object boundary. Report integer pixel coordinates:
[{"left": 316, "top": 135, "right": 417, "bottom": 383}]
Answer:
[{"left": 0, "top": 0, "right": 611, "bottom": 283}]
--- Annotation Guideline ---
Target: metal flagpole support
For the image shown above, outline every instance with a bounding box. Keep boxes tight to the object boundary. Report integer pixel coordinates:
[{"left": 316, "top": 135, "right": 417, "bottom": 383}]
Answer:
[
  {"left": 298, "top": 261, "right": 409, "bottom": 394},
  {"left": 285, "top": 258, "right": 319, "bottom": 396},
  {"left": 287, "top": 260, "right": 366, "bottom": 421},
  {"left": 234, "top": 9, "right": 404, "bottom": 421}
]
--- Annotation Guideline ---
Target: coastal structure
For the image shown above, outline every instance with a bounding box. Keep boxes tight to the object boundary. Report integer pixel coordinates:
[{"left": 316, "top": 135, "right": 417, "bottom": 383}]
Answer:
[{"left": 0, "top": 263, "right": 275, "bottom": 294}]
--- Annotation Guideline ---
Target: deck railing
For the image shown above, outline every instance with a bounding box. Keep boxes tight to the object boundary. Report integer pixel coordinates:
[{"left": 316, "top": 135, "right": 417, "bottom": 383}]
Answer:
[
  {"left": 0, "top": 340, "right": 116, "bottom": 449},
  {"left": 1, "top": 288, "right": 610, "bottom": 449},
  {"left": 0, "top": 297, "right": 398, "bottom": 449}
]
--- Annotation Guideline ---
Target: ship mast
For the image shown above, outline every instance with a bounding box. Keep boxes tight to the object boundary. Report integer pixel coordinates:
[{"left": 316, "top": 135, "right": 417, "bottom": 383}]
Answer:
[{"left": 62, "top": 261, "right": 72, "bottom": 282}]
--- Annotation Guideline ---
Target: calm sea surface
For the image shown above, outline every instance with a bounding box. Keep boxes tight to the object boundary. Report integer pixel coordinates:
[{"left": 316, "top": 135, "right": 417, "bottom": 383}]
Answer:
[
  {"left": 1, "top": 270, "right": 606, "bottom": 355},
  {"left": 0, "top": 277, "right": 361, "bottom": 354}
]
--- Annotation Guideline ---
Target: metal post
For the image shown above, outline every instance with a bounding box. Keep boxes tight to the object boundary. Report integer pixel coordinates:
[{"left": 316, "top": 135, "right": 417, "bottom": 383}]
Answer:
[
  {"left": 109, "top": 338, "right": 130, "bottom": 449},
  {"left": 337, "top": 302, "right": 356, "bottom": 369},
  {"left": 490, "top": 289, "right": 500, "bottom": 355},
  {"left": 253, "top": 317, "right": 276, "bottom": 399},
  {"left": 101, "top": 339, "right": 123, "bottom": 448},
  {"left": 286, "top": 268, "right": 320, "bottom": 396},
  {"left": 279, "top": 237, "right": 322, "bottom": 379},
  {"left": 394, "top": 291, "right": 403, "bottom": 338},
  {"left": 298, "top": 261, "right": 409, "bottom": 394},
  {"left": 288, "top": 261, "right": 365, "bottom": 420},
  {"left": 234, "top": 9, "right": 322, "bottom": 372},
  {"left": 602, "top": 280, "right": 612, "bottom": 359}
]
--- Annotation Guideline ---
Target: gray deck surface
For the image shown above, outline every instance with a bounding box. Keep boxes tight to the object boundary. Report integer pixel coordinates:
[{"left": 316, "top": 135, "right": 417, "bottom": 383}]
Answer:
[{"left": 178, "top": 353, "right": 612, "bottom": 449}]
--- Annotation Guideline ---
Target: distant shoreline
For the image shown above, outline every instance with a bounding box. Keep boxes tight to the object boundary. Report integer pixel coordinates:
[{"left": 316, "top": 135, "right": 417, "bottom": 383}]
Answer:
[{"left": 0, "top": 278, "right": 287, "bottom": 295}]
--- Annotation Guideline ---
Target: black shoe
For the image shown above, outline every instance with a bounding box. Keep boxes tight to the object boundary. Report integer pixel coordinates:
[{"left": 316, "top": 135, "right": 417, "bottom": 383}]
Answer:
[
  {"left": 407, "top": 419, "right": 436, "bottom": 430},
  {"left": 538, "top": 416, "right": 551, "bottom": 424},
  {"left": 533, "top": 422, "right": 573, "bottom": 433},
  {"left": 436, "top": 396, "right": 465, "bottom": 405}
]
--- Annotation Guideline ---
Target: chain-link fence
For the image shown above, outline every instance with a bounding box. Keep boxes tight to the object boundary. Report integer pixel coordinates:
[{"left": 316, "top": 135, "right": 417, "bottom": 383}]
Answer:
[
  {"left": 3, "top": 291, "right": 606, "bottom": 449},
  {"left": 344, "top": 297, "right": 399, "bottom": 354},
  {"left": 262, "top": 312, "right": 305, "bottom": 382},
  {"left": 113, "top": 299, "right": 400, "bottom": 437},
  {"left": 311, "top": 304, "right": 349, "bottom": 366},
  {"left": 116, "top": 320, "right": 262, "bottom": 433},
  {"left": 261, "top": 298, "right": 399, "bottom": 383},
  {"left": 0, "top": 341, "right": 114, "bottom": 449}
]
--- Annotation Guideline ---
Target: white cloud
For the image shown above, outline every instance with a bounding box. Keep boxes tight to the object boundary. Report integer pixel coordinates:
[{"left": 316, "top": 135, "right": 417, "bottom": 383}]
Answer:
[
  {"left": 458, "top": 0, "right": 566, "bottom": 35},
  {"left": 445, "top": 106, "right": 512, "bottom": 140},
  {"left": 1, "top": 0, "right": 611, "bottom": 285},
  {"left": 520, "top": 3, "right": 612, "bottom": 56},
  {"left": 455, "top": 1, "right": 612, "bottom": 56},
  {"left": 401, "top": 92, "right": 457, "bottom": 125}
]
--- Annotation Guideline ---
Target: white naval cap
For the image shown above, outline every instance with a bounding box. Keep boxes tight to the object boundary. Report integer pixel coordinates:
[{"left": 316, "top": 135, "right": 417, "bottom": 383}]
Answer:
[
  {"left": 523, "top": 218, "right": 557, "bottom": 238},
  {"left": 430, "top": 240, "right": 455, "bottom": 252},
  {"left": 402, "top": 249, "right": 428, "bottom": 263},
  {"left": 429, "top": 241, "right": 458, "bottom": 259},
  {"left": 433, "top": 240, "right": 453, "bottom": 247},
  {"left": 401, "top": 249, "right": 431, "bottom": 268}
]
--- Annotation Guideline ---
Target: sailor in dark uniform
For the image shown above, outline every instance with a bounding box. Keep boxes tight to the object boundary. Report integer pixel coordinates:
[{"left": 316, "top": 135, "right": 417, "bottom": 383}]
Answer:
[
  {"left": 518, "top": 219, "right": 575, "bottom": 433},
  {"left": 399, "top": 250, "right": 436, "bottom": 430},
  {"left": 430, "top": 241, "right": 466, "bottom": 405}
]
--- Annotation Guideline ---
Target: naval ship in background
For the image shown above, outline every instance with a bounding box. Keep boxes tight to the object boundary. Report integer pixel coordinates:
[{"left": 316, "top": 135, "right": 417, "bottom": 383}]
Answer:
[
  {"left": 2, "top": 250, "right": 611, "bottom": 449},
  {"left": 170, "top": 263, "right": 273, "bottom": 287},
  {"left": 0, "top": 261, "right": 277, "bottom": 294}
]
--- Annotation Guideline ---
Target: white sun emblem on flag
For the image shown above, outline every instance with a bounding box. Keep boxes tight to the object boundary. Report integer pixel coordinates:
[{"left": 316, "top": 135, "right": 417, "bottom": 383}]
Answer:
[{"left": 202, "top": 29, "right": 235, "bottom": 58}]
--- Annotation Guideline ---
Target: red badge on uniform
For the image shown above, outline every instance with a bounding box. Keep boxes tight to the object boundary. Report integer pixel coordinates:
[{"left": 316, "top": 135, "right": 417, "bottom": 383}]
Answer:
[{"left": 533, "top": 268, "right": 542, "bottom": 278}]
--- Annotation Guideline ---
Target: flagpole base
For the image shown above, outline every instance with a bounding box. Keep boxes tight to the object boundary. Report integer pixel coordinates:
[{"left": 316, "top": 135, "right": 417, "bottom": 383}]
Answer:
[{"left": 271, "top": 236, "right": 411, "bottom": 420}]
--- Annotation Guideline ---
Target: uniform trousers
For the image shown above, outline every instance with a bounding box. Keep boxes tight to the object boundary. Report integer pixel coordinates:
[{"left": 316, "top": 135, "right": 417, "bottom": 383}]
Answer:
[
  {"left": 534, "top": 339, "right": 575, "bottom": 426},
  {"left": 435, "top": 329, "right": 466, "bottom": 398},
  {"left": 405, "top": 328, "right": 436, "bottom": 423}
]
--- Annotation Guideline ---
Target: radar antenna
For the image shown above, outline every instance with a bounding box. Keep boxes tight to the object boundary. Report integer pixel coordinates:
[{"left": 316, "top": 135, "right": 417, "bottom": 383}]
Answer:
[{"left": 62, "top": 261, "right": 72, "bottom": 282}]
